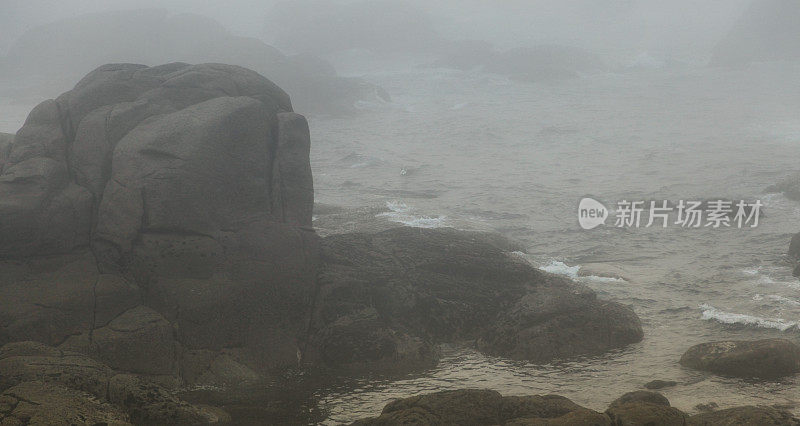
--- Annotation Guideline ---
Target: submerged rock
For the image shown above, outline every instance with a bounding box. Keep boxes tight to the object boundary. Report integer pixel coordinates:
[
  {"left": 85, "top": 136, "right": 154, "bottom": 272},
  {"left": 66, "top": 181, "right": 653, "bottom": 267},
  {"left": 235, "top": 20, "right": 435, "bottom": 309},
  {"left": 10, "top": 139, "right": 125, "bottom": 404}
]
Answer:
[
  {"left": 680, "top": 339, "right": 800, "bottom": 379},
  {"left": 644, "top": 379, "right": 678, "bottom": 390}
]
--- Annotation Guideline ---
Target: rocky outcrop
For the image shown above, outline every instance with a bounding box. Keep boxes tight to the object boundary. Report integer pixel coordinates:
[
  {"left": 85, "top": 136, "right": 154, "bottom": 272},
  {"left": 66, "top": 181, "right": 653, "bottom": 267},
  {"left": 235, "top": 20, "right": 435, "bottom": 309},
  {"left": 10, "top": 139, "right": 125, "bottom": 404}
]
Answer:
[
  {"left": 350, "top": 389, "right": 606, "bottom": 426},
  {"left": 0, "top": 381, "right": 131, "bottom": 425},
  {"left": 2, "top": 10, "right": 387, "bottom": 115},
  {"left": 688, "top": 406, "right": 800, "bottom": 425},
  {"left": 0, "top": 63, "right": 318, "bottom": 387},
  {"left": 767, "top": 173, "right": 800, "bottom": 210},
  {"left": 644, "top": 379, "right": 678, "bottom": 390},
  {"left": 711, "top": 0, "right": 800, "bottom": 66},
  {"left": 307, "top": 227, "right": 643, "bottom": 369},
  {"left": 352, "top": 389, "right": 800, "bottom": 425},
  {"left": 0, "top": 63, "right": 645, "bottom": 422},
  {"left": 434, "top": 43, "right": 607, "bottom": 82},
  {"left": 0, "top": 341, "right": 224, "bottom": 425},
  {"left": 680, "top": 339, "right": 800, "bottom": 379}
]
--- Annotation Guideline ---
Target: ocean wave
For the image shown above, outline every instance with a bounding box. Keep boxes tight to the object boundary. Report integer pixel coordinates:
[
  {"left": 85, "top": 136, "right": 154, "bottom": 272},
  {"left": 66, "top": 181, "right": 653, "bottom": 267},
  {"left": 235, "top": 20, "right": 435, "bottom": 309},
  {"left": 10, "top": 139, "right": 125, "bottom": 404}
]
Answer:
[
  {"left": 377, "top": 200, "right": 448, "bottom": 228},
  {"left": 540, "top": 260, "right": 580, "bottom": 278},
  {"left": 753, "top": 293, "right": 800, "bottom": 307},
  {"left": 699, "top": 303, "right": 797, "bottom": 331},
  {"left": 538, "top": 260, "right": 626, "bottom": 283}
]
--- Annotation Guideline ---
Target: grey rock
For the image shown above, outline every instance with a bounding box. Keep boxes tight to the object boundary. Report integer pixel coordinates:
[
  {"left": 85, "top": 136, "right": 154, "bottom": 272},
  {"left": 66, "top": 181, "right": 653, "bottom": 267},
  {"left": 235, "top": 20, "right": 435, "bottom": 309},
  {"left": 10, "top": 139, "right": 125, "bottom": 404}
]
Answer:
[
  {"left": 680, "top": 339, "right": 800, "bottom": 379},
  {"left": 0, "top": 252, "right": 139, "bottom": 347},
  {"left": 352, "top": 388, "right": 800, "bottom": 426},
  {"left": 477, "top": 282, "right": 643, "bottom": 362},
  {"left": 609, "top": 391, "right": 671, "bottom": 408},
  {"left": 644, "top": 379, "right": 678, "bottom": 390},
  {"left": 605, "top": 402, "right": 687, "bottom": 426},
  {"left": 108, "top": 374, "right": 221, "bottom": 425},
  {"left": 0, "top": 342, "right": 113, "bottom": 396},
  {"left": 688, "top": 406, "right": 800, "bottom": 425},
  {"left": 0, "top": 381, "right": 131, "bottom": 425},
  {"left": 312, "top": 227, "right": 642, "bottom": 366},
  {"left": 60, "top": 305, "right": 176, "bottom": 376}
]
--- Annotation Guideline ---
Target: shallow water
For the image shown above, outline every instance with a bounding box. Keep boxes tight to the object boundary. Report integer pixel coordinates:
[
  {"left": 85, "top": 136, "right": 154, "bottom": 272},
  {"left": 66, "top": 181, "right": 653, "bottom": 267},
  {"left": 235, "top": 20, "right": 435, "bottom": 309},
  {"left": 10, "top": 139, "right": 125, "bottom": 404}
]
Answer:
[
  {"left": 3, "top": 61, "right": 800, "bottom": 423},
  {"left": 308, "top": 61, "right": 800, "bottom": 422}
]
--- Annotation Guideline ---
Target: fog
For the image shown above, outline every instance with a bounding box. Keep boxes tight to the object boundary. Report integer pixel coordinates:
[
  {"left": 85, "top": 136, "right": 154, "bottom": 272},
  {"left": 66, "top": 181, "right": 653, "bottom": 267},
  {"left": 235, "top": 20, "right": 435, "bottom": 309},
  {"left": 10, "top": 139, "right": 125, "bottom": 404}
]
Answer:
[
  {"left": 2, "top": 1, "right": 800, "bottom": 424},
  {"left": 0, "top": 0, "right": 760, "bottom": 64}
]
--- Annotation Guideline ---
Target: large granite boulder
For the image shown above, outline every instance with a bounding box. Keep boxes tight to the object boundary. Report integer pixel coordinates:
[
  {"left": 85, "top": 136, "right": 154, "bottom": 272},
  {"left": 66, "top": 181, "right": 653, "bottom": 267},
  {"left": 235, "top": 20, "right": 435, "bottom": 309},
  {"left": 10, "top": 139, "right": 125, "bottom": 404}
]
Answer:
[
  {"left": 2, "top": 10, "right": 387, "bottom": 115},
  {"left": 0, "top": 63, "right": 319, "bottom": 382},
  {"left": 680, "top": 339, "right": 800, "bottom": 379},
  {"left": 308, "top": 227, "right": 643, "bottom": 368}
]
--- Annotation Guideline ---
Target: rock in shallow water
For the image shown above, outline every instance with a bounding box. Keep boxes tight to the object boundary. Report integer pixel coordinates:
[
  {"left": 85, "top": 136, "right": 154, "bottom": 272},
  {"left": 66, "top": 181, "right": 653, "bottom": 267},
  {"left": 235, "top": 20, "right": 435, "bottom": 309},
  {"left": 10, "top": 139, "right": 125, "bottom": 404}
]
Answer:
[
  {"left": 309, "top": 227, "right": 643, "bottom": 369},
  {"left": 644, "top": 379, "right": 678, "bottom": 390},
  {"left": 352, "top": 388, "right": 800, "bottom": 426},
  {"left": 680, "top": 339, "right": 800, "bottom": 379}
]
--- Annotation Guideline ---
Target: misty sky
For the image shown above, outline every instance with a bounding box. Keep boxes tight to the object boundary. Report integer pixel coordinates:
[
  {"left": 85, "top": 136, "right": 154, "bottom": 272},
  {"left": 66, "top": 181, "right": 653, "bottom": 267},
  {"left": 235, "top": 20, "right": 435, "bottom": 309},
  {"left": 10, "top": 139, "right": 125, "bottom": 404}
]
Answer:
[{"left": 1, "top": 0, "right": 752, "bottom": 62}]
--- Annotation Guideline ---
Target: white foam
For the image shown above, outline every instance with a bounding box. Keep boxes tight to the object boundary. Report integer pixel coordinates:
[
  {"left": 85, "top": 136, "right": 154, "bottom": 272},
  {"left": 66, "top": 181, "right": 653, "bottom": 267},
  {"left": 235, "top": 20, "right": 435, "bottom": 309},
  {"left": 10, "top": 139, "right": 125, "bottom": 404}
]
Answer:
[
  {"left": 538, "top": 260, "right": 626, "bottom": 283},
  {"left": 582, "top": 275, "right": 626, "bottom": 283},
  {"left": 754, "top": 294, "right": 800, "bottom": 307},
  {"left": 742, "top": 267, "right": 761, "bottom": 276},
  {"left": 539, "top": 260, "right": 580, "bottom": 279},
  {"left": 377, "top": 200, "right": 448, "bottom": 229},
  {"left": 699, "top": 303, "right": 797, "bottom": 331}
]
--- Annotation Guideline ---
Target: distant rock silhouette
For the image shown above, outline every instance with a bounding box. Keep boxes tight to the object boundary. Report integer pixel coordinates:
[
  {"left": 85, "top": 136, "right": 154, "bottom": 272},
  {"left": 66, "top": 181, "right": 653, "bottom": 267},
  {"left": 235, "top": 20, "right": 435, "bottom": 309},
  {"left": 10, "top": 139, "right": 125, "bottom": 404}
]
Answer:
[
  {"left": 2, "top": 10, "right": 386, "bottom": 114},
  {"left": 711, "top": 0, "right": 800, "bottom": 66}
]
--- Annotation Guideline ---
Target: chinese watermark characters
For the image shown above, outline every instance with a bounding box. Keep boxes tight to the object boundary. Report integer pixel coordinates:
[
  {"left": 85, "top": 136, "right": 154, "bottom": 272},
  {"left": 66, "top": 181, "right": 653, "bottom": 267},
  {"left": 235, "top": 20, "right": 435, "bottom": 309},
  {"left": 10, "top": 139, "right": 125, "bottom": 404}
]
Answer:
[{"left": 578, "top": 197, "right": 762, "bottom": 230}]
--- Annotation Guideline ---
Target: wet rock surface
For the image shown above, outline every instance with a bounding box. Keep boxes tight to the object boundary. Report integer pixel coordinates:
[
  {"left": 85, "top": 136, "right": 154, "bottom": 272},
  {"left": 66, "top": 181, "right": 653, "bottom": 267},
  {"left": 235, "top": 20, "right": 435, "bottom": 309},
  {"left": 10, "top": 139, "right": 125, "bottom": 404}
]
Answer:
[
  {"left": 309, "top": 227, "right": 643, "bottom": 369},
  {"left": 351, "top": 388, "right": 800, "bottom": 425},
  {"left": 0, "top": 63, "right": 646, "bottom": 423},
  {"left": 680, "top": 339, "right": 800, "bottom": 379}
]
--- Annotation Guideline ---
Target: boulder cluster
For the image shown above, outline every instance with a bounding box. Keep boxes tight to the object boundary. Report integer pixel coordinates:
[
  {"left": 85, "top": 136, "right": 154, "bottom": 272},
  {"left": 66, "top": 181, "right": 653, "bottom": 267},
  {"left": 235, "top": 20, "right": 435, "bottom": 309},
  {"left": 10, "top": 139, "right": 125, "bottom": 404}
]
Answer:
[
  {"left": 351, "top": 388, "right": 799, "bottom": 426},
  {"left": 5, "top": 61, "right": 793, "bottom": 423}
]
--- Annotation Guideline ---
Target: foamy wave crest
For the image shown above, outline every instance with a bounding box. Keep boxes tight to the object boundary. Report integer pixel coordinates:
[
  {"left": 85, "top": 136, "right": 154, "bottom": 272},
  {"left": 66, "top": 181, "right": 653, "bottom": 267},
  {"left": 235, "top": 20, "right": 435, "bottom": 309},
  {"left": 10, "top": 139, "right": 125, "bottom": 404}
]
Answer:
[
  {"left": 753, "top": 294, "right": 800, "bottom": 307},
  {"left": 699, "top": 303, "right": 798, "bottom": 331},
  {"left": 377, "top": 200, "right": 448, "bottom": 228},
  {"left": 540, "top": 260, "right": 580, "bottom": 279},
  {"left": 538, "top": 260, "right": 626, "bottom": 283}
]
